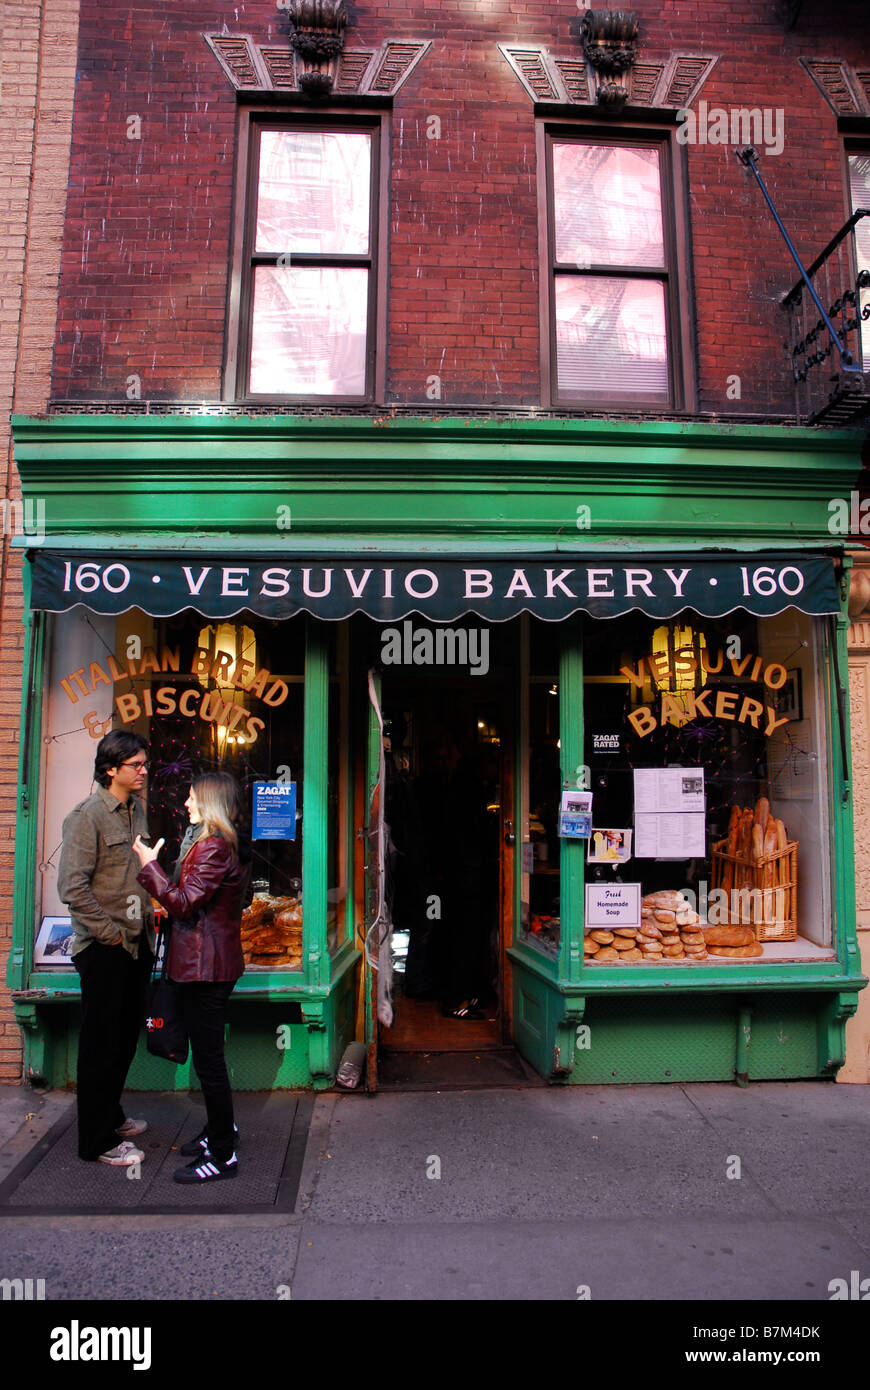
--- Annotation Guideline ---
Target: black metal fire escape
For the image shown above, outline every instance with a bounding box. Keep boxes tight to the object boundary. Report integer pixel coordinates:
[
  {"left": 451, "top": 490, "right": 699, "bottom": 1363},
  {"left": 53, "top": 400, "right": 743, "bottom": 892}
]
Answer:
[{"left": 737, "top": 145, "right": 870, "bottom": 427}]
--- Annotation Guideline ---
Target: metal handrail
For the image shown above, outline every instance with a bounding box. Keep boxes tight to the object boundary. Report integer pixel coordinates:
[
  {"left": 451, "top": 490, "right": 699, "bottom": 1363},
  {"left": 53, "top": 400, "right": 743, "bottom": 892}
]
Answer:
[{"left": 782, "top": 208, "right": 870, "bottom": 310}]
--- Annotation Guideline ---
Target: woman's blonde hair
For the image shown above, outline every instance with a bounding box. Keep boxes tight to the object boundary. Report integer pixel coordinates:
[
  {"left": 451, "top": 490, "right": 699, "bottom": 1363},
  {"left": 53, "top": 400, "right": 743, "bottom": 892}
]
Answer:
[{"left": 184, "top": 772, "right": 240, "bottom": 856}]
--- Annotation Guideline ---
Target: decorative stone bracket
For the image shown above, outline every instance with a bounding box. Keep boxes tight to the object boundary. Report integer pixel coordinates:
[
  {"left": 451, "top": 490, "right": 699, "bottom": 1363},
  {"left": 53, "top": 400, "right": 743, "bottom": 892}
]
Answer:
[
  {"left": 800, "top": 58, "right": 870, "bottom": 117},
  {"left": 499, "top": 42, "right": 717, "bottom": 112},
  {"left": 204, "top": 30, "right": 430, "bottom": 99},
  {"left": 286, "top": 0, "right": 348, "bottom": 98},
  {"left": 581, "top": 8, "right": 639, "bottom": 115}
]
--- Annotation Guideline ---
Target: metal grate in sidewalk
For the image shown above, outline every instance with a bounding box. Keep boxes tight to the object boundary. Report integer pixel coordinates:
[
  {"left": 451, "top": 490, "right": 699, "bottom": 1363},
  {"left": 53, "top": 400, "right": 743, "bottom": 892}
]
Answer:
[{"left": 0, "top": 1091, "right": 312, "bottom": 1216}]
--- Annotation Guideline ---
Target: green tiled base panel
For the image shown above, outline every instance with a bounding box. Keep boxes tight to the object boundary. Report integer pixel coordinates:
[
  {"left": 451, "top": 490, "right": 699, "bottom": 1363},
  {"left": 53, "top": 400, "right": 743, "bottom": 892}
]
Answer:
[{"left": 569, "top": 996, "right": 817, "bottom": 1085}]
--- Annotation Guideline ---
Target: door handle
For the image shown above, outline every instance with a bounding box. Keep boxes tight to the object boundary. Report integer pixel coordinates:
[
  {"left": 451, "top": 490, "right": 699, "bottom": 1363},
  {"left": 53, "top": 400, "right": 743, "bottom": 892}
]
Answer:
[{"left": 504, "top": 819, "right": 516, "bottom": 846}]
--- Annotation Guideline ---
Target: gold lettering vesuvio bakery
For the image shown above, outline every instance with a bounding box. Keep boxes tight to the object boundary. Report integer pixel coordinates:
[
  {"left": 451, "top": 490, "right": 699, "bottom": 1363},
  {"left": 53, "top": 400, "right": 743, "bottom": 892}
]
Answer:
[{"left": 620, "top": 645, "right": 791, "bottom": 740}]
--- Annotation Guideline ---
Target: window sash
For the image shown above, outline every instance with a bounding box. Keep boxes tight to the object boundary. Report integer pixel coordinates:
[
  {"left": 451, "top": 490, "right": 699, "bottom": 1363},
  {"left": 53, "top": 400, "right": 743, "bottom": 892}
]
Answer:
[
  {"left": 543, "top": 129, "right": 683, "bottom": 409},
  {"left": 236, "top": 118, "right": 381, "bottom": 403}
]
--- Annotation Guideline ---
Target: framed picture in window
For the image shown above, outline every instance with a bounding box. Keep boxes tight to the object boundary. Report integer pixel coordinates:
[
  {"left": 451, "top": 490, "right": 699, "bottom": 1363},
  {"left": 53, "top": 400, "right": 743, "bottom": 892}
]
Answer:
[
  {"left": 34, "top": 916, "right": 75, "bottom": 966},
  {"left": 773, "top": 668, "right": 803, "bottom": 723}
]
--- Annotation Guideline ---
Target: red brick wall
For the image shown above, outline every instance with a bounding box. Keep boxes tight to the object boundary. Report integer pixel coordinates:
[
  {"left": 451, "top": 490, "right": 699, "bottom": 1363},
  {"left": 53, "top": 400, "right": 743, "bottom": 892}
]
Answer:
[
  {"left": 50, "top": 0, "right": 870, "bottom": 413},
  {"left": 1, "top": 0, "right": 80, "bottom": 1082}
]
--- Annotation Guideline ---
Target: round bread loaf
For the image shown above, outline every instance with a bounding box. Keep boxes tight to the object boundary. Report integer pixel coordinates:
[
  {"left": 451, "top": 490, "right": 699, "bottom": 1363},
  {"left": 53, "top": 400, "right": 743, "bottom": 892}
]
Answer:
[
  {"left": 613, "top": 936, "right": 637, "bottom": 951},
  {"left": 590, "top": 930, "right": 614, "bottom": 944},
  {"left": 621, "top": 948, "right": 643, "bottom": 961},
  {"left": 642, "top": 891, "right": 689, "bottom": 908},
  {"left": 662, "top": 943, "right": 685, "bottom": 957},
  {"left": 654, "top": 909, "right": 677, "bottom": 923},
  {"left": 659, "top": 932, "right": 681, "bottom": 945},
  {"left": 614, "top": 928, "right": 638, "bottom": 938},
  {"left": 583, "top": 938, "right": 600, "bottom": 955},
  {"left": 591, "top": 946, "right": 618, "bottom": 961}
]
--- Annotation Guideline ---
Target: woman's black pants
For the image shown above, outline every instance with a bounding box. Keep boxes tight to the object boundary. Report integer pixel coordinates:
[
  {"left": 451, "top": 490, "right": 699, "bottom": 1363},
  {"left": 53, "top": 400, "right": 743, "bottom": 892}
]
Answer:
[{"left": 177, "top": 980, "right": 237, "bottom": 1162}]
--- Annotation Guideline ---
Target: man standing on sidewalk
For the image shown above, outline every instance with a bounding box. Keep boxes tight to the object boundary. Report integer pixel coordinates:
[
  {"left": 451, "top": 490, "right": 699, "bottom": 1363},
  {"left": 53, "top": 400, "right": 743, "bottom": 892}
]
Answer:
[{"left": 58, "top": 731, "right": 156, "bottom": 1167}]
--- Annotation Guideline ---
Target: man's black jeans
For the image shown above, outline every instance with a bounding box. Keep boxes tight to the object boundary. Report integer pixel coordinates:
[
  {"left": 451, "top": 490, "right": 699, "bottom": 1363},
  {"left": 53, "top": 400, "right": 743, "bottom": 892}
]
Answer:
[
  {"left": 74, "top": 938, "right": 152, "bottom": 1160},
  {"left": 177, "top": 981, "right": 237, "bottom": 1162}
]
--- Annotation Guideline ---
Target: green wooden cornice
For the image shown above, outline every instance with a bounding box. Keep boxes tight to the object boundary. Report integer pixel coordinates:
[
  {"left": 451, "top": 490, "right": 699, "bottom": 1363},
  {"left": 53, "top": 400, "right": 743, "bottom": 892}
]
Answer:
[{"left": 11, "top": 413, "right": 866, "bottom": 547}]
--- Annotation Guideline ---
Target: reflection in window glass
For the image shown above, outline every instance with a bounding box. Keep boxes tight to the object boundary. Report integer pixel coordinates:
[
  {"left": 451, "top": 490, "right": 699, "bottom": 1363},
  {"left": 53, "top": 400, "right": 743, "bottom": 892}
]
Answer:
[
  {"left": 847, "top": 153, "right": 870, "bottom": 364},
  {"left": 521, "top": 622, "right": 561, "bottom": 958},
  {"left": 40, "top": 609, "right": 308, "bottom": 974},
  {"left": 256, "top": 130, "right": 371, "bottom": 255},
  {"left": 553, "top": 143, "right": 664, "bottom": 268},
  {"left": 583, "top": 609, "right": 832, "bottom": 965},
  {"left": 328, "top": 661, "right": 349, "bottom": 955},
  {"left": 555, "top": 276, "right": 668, "bottom": 398},
  {"left": 250, "top": 266, "right": 368, "bottom": 396}
]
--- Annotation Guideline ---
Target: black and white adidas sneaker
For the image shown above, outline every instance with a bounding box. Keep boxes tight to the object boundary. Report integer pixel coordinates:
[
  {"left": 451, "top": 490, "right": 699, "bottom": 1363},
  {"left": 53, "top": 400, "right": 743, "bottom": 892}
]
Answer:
[
  {"left": 179, "top": 1123, "right": 240, "bottom": 1157},
  {"left": 173, "top": 1152, "right": 238, "bottom": 1184}
]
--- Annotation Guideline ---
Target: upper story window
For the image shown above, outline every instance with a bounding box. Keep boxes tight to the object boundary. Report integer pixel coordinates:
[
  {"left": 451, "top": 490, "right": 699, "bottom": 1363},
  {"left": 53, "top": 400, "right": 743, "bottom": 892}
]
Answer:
[
  {"left": 846, "top": 149, "right": 870, "bottom": 366},
  {"left": 540, "top": 127, "right": 693, "bottom": 411},
  {"left": 227, "top": 113, "right": 385, "bottom": 403}
]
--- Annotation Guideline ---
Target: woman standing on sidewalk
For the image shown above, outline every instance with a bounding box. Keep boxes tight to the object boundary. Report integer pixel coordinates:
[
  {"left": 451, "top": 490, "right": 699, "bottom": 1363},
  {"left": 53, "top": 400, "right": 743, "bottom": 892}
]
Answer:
[{"left": 133, "top": 771, "right": 247, "bottom": 1185}]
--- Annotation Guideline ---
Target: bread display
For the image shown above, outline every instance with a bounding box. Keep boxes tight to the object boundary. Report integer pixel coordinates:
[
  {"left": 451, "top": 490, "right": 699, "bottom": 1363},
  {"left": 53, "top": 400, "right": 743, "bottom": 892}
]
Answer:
[
  {"left": 712, "top": 801, "right": 797, "bottom": 941},
  {"left": 241, "top": 892, "right": 303, "bottom": 969},
  {"left": 587, "top": 885, "right": 726, "bottom": 961}
]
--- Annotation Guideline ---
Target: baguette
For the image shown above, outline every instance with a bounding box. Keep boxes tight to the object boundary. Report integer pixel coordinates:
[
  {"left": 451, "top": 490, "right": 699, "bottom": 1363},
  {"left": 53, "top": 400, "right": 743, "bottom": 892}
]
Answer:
[
  {"left": 754, "top": 796, "right": 770, "bottom": 833},
  {"left": 762, "top": 821, "right": 778, "bottom": 919}
]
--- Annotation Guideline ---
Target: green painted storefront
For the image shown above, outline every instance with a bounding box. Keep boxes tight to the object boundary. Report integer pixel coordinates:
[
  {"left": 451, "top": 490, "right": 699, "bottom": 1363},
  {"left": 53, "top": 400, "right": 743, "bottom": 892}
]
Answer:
[{"left": 6, "top": 413, "right": 868, "bottom": 1089}]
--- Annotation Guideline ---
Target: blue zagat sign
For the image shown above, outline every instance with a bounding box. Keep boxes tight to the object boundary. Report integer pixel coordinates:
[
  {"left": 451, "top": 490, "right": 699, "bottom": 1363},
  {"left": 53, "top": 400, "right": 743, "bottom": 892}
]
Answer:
[{"left": 252, "top": 781, "right": 297, "bottom": 841}]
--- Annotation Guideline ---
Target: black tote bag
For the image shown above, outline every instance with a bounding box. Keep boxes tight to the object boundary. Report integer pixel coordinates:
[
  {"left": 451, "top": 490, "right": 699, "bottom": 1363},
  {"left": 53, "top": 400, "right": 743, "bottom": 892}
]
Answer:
[{"left": 145, "top": 926, "right": 189, "bottom": 1064}]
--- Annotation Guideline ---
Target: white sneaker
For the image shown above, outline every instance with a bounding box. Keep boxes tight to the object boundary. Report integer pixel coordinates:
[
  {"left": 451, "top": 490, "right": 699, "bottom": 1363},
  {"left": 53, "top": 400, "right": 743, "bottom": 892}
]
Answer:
[
  {"left": 97, "top": 1141, "right": 145, "bottom": 1166},
  {"left": 116, "top": 1117, "right": 148, "bottom": 1138}
]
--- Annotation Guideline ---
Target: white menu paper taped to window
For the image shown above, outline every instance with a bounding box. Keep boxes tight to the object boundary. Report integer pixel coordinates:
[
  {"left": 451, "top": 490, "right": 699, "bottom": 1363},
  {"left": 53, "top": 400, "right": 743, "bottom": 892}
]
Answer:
[
  {"left": 633, "top": 768, "right": 705, "bottom": 814},
  {"left": 635, "top": 812, "right": 706, "bottom": 859}
]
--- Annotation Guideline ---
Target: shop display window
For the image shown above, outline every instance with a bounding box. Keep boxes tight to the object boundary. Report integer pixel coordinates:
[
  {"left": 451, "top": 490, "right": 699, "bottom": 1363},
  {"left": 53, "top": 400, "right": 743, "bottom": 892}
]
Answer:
[
  {"left": 582, "top": 609, "right": 834, "bottom": 965},
  {"left": 37, "top": 608, "right": 308, "bottom": 972}
]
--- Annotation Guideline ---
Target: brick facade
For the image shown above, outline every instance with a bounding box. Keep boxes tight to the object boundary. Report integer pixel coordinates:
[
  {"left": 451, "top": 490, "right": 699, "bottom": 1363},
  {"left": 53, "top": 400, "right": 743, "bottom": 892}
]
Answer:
[
  {"left": 0, "top": 0, "right": 80, "bottom": 1081},
  {"left": 49, "top": 0, "right": 870, "bottom": 413},
  {"left": 2, "top": 2, "right": 869, "bottom": 1085}
]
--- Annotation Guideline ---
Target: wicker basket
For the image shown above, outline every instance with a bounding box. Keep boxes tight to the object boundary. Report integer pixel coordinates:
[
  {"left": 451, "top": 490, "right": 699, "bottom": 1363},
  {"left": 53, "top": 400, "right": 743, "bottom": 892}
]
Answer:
[{"left": 711, "top": 837, "right": 798, "bottom": 941}]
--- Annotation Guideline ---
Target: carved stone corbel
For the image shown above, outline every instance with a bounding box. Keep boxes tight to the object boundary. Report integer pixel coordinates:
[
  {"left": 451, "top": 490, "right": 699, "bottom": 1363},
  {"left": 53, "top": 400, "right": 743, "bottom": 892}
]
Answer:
[
  {"left": 581, "top": 8, "right": 639, "bottom": 115},
  {"left": 286, "top": 0, "right": 347, "bottom": 98}
]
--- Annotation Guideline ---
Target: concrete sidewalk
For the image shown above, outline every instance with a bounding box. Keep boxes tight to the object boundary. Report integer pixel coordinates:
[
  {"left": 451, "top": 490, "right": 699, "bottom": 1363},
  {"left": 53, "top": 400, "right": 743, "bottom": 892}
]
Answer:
[{"left": 0, "top": 1079, "right": 868, "bottom": 1301}]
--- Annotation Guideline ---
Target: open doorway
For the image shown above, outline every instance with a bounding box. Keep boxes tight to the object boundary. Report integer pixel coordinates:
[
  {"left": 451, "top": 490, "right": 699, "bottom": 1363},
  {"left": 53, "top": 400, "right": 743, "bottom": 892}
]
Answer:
[{"left": 378, "top": 671, "right": 510, "bottom": 1053}]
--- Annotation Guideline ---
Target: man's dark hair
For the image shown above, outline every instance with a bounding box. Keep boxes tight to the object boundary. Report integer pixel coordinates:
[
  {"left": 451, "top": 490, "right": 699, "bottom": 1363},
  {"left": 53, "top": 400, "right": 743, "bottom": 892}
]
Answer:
[{"left": 94, "top": 731, "right": 148, "bottom": 788}]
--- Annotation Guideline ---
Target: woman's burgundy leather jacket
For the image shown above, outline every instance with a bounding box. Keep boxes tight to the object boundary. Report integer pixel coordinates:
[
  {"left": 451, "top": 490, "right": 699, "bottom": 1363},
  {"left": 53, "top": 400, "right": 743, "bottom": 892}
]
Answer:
[{"left": 137, "top": 835, "right": 245, "bottom": 983}]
